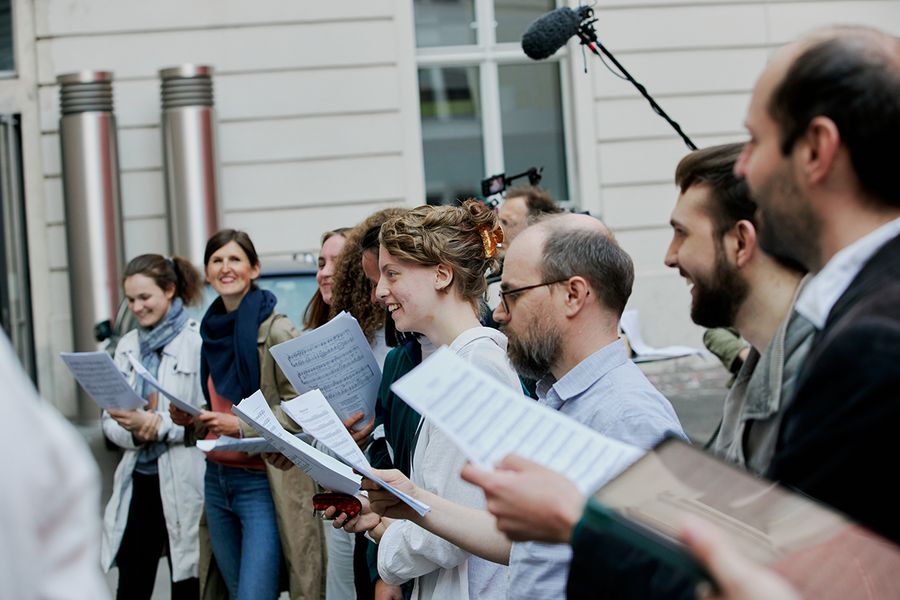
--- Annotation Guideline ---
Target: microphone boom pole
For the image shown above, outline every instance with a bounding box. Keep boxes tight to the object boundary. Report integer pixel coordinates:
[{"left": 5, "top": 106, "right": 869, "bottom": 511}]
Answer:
[{"left": 576, "top": 12, "right": 697, "bottom": 151}]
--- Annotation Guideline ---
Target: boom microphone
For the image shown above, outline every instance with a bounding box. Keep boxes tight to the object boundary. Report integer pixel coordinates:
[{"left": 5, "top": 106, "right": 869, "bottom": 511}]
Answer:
[{"left": 521, "top": 6, "right": 591, "bottom": 60}]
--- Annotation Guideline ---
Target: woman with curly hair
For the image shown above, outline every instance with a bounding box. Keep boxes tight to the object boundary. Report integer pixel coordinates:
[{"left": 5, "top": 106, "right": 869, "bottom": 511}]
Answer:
[{"left": 355, "top": 199, "right": 518, "bottom": 600}]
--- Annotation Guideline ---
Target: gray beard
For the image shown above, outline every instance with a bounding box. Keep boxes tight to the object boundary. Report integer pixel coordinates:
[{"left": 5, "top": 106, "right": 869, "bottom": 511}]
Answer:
[{"left": 505, "top": 323, "right": 561, "bottom": 382}]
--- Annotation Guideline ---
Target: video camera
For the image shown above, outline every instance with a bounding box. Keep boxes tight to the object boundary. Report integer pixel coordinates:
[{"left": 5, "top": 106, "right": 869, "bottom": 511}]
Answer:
[{"left": 480, "top": 166, "right": 544, "bottom": 200}]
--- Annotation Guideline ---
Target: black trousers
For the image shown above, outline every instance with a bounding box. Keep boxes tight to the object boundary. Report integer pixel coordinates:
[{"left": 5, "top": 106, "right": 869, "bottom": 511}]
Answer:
[{"left": 116, "top": 472, "right": 199, "bottom": 600}]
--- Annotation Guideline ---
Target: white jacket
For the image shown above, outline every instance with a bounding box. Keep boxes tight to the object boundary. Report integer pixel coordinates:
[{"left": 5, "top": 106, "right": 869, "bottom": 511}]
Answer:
[
  {"left": 378, "top": 327, "right": 517, "bottom": 600},
  {"left": 101, "top": 320, "right": 205, "bottom": 582}
]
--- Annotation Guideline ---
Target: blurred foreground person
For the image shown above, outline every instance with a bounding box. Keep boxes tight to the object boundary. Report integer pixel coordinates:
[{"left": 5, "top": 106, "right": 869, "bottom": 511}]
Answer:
[{"left": 0, "top": 330, "right": 110, "bottom": 600}]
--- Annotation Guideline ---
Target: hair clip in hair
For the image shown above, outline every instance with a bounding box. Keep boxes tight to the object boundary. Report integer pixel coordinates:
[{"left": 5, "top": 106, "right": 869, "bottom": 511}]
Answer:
[{"left": 479, "top": 226, "right": 503, "bottom": 258}]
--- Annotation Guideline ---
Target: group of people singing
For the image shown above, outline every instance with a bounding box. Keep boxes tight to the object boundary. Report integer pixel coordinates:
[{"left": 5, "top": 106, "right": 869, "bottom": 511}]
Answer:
[{"left": 92, "top": 24, "right": 899, "bottom": 600}]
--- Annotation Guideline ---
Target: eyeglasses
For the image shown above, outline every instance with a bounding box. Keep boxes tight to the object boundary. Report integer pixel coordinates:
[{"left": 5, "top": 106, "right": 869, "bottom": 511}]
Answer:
[{"left": 498, "top": 278, "right": 570, "bottom": 314}]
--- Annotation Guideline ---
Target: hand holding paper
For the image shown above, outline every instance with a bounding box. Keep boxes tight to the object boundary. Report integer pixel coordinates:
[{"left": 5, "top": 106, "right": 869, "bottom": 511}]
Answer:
[
  {"left": 460, "top": 454, "right": 586, "bottom": 544},
  {"left": 230, "top": 391, "right": 362, "bottom": 496},
  {"left": 281, "top": 390, "right": 430, "bottom": 517}
]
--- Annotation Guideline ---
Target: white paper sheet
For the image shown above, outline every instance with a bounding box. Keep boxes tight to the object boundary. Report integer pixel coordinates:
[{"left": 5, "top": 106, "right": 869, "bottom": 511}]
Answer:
[
  {"left": 390, "top": 347, "right": 645, "bottom": 494},
  {"left": 282, "top": 391, "right": 369, "bottom": 466},
  {"left": 126, "top": 353, "right": 202, "bottom": 417},
  {"left": 620, "top": 310, "right": 700, "bottom": 362},
  {"left": 196, "top": 432, "right": 313, "bottom": 454},
  {"left": 230, "top": 390, "right": 362, "bottom": 496},
  {"left": 269, "top": 312, "right": 379, "bottom": 429},
  {"left": 60, "top": 351, "right": 147, "bottom": 411},
  {"left": 281, "top": 391, "right": 431, "bottom": 516}
]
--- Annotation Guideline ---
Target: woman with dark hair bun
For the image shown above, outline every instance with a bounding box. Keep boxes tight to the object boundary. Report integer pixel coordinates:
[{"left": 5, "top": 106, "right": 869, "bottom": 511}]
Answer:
[{"left": 101, "top": 253, "right": 205, "bottom": 600}]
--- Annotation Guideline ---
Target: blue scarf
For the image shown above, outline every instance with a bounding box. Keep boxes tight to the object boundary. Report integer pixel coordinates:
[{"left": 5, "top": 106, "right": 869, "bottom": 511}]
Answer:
[
  {"left": 200, "top": 287, "right": 277, "bottom": 404},
  {"left": 137, "top": 297, "right": 188, "bottom": 399}
]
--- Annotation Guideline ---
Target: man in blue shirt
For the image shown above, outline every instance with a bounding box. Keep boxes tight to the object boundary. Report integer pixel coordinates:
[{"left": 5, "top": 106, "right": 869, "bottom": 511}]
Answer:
[{"left": 355, "top": 213, "right": 685, "bottom": 599}]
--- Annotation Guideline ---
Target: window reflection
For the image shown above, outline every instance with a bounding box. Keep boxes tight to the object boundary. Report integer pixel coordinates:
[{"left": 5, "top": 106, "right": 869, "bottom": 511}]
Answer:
[
  {"left": 0, "top": 0, "right": 14, "bottom": 74},
  {"left": 413, "top": 0, "right": 477, "bottom": 48},
  {"left": 495, "top": 0, "right": 556, "bottom": 44},
  {"left": 418, "top": 66, "right": 485, "bottom": 205},
  {"left": 499, "top": 63, "right": 569, "bottom": 200}
]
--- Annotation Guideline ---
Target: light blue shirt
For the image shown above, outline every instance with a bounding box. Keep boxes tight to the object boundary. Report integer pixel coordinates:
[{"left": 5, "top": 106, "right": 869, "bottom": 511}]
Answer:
[{"left": 508, "top": 338, "right": 686, "bottom": 600}]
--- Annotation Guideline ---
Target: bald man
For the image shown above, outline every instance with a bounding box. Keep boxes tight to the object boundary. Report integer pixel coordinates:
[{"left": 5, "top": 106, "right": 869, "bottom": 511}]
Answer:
[
  {"left": 733, "top": 26, "right": 900, "bottom": 544},
  {"left": 355, "top": 214, "right": 684, "bottom": 600}
]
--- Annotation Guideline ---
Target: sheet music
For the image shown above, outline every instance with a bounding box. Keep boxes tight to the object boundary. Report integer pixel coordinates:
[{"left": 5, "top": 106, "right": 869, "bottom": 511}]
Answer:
[
  {"left": 231, "top": 391, "right": 361, "bottom": 495},
  {"left": 282, "top": 390, "right": 431, "bottom": 517},
  {"left": 60, "top": 351, "right": 147, "bottom": 411},
  {"left": 390, "top": 347, "right": 644, "bottom": 494},
  {"left": 269, "top": 312, "right": 379, "bottom": 430},
  {"left": 282, "top": 391, "right": 368, "bottom": 466},
  {"left": 126, "top": 353, "right": 202, "bottom": 417},
  {"left": 196, "top": 432, "right": 313, "bottom": 454}
]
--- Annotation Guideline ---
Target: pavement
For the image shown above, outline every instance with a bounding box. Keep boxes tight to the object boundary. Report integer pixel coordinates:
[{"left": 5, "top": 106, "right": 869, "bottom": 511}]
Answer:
[
  {"left": 639, "top": 353, "right": 730, "bottom": 443},
  {"left": 86, "top": 353, "right": 730, "bottom": 598}
]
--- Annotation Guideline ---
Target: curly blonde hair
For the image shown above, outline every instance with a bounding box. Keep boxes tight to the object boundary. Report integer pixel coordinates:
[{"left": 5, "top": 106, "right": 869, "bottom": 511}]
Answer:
[
  {"left": 329, "top": 208, "right": 407, "bottom": 342},
  {"left": 379, "top": 199, "right": 501, "bottom": 304}
]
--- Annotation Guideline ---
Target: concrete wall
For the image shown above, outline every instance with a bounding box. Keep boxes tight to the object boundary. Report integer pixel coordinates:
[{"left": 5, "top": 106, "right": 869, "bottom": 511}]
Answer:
[
  {"left": 584, "top": 0, "right": 900, "bottom": 350},
  {"left": 3, "top": 0, "right": 898, "bottom": 411},
  {"left": 22, "top": 0, "right": 425, "bottom": 414}
]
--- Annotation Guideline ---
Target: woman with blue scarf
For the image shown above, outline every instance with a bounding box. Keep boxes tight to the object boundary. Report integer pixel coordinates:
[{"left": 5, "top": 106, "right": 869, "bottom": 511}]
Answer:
[
  {"left": 172, "top": 229, "right": 323, "bottom": 600},
  {"left": 101, "top": 254, "right": 205, "bottom": 600}
]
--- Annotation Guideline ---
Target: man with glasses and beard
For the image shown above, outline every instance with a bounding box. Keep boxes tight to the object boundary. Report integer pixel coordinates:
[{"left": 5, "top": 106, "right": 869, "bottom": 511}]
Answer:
[
  {"left": 454, "top": 145, "right": 815, "bottom": 599},
  {"left": 354, "top": 213, "right": 684, "bottom": 600},
  {"left": 475, "top": 213, "right": 685, "bottom": 599},
  {"left": 664, "top": 143, "right": 811, "bottom": 475}
]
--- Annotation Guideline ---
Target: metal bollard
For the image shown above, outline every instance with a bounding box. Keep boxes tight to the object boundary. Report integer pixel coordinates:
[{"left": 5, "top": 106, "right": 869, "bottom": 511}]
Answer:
[{"left": 160, "top": 64, "right": 221, "bottom": 268}]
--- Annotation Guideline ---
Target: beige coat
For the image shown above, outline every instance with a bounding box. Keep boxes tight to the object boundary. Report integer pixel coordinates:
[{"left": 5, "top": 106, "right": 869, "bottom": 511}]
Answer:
[{"left": 199, "top": 312, "right": 326, "bottom": 600}]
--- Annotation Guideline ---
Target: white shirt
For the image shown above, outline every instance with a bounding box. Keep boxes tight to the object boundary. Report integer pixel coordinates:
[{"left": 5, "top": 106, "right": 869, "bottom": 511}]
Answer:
[
  {"left": 795, "top": 217, "right": 900, "bottom": 329},
  {"left": 0, "top": 332, "right": 110, "bottom": 600},
  {"left": 378, "top": 327, "right": 518, "bottom": 600}
]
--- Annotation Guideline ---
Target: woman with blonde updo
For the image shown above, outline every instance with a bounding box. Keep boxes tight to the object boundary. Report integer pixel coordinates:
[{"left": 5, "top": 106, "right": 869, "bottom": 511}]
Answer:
[{"left": 361, "top": 199, "right": 519, "bottom": 600}]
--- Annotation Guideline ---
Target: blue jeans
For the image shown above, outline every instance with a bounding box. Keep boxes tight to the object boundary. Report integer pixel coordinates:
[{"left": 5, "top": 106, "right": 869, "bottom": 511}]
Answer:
[{"left": 204, "top": 463, "right": 282, "bottom": 600}]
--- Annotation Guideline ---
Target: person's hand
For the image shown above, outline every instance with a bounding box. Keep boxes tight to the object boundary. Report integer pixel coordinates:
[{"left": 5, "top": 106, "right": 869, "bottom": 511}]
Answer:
[
  {"left": 361, "top": 468, "right": 420, "bottom": 521},
  {"left": 169, "top": 404, "right": 194, "bottom": 426},
  {"left": 374, "top": 579, "right": 403, "bottom": 600},
  {"left": 134, "top": 412, "right": 162, "bottom": 442},
  {"left": 344, "top": 411, "right": 375, "bottom": 450},
  {"left": 262, "top": 452, "right": 294, "bottom": 470},
  {"left": 108, "top": 409, "right": 160, "bottom": 441},
  {"left": 107, "top": 409, "right": 141, "bottom": 431},
  {"left": 196, "top": 410, "right": 242, "bottom": 437},
  {"left": 324, "top": 495, "right": 383, "bottom": 533},
  {"left": 680, "top": 518, "right": 800, "bottom": 600},
  {"left": 461, "top": 454, "right": 585, "bottom": 544}
]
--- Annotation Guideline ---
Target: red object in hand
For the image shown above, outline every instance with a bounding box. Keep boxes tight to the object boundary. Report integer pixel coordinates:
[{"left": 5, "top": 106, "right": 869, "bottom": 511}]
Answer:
[{"left": 312, "top": 493, "right": 362, "bottom": 518}]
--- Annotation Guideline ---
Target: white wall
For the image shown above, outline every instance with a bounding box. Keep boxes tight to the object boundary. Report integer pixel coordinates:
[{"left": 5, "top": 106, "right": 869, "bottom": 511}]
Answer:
[
  {"left": 582, "top": 0, "right": 900, "bottom": 350},
  {"left": 7, "top": 0, "right": 900, "bottom": 411},
  {"left": 26, "top": 0, "right": 425, "bottom": 414}
]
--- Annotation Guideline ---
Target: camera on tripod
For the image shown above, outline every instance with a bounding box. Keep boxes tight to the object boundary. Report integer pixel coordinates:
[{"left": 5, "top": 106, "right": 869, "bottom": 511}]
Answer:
[{"left": 480, "top": 166, "right": 544, "bottom": 204}]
